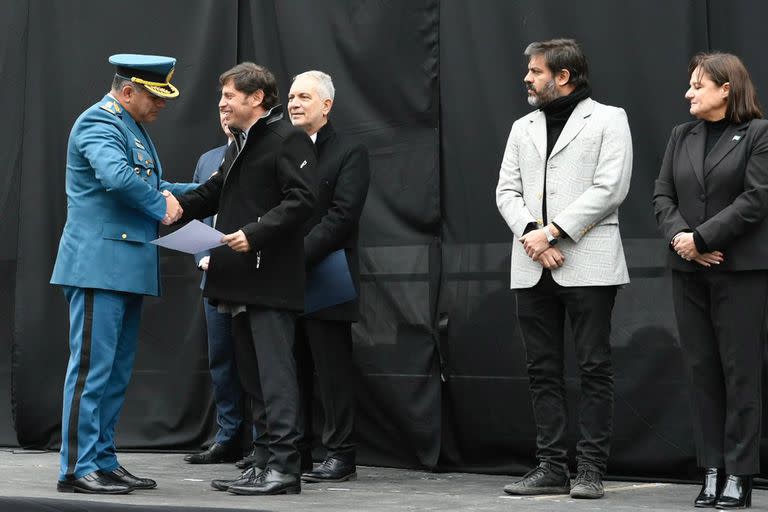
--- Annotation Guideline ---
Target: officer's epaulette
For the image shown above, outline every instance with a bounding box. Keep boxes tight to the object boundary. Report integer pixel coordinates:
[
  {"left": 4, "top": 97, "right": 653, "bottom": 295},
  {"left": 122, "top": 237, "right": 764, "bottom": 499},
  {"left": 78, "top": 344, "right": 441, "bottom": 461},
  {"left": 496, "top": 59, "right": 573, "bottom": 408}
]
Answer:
[{"left": 99, "top": 100, "right": 123, "bottom": 116}]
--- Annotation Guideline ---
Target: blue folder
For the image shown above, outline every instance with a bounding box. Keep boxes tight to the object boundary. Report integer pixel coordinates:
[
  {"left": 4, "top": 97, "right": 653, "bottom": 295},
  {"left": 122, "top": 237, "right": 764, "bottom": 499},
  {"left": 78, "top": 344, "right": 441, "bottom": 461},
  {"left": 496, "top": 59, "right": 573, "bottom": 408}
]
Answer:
[{"left": 304, "top": 249, "right": 357, "bottom": 314}]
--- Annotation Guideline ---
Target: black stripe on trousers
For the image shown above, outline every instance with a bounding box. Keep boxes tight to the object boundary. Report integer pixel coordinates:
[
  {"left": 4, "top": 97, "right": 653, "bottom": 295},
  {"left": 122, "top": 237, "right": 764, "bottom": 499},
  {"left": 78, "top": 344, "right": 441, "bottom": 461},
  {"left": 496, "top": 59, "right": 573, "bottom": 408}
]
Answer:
[{"left": 66, "top": 288, "right": 94, "bottom": 477}]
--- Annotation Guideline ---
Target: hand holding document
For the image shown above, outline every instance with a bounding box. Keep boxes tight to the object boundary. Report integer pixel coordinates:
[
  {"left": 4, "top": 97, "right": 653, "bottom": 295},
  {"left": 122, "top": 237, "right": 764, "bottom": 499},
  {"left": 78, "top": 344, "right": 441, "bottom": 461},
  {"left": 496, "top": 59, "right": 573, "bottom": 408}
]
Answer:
[{"left": 151, "top": 219, "right": 226, "bottom": 254}]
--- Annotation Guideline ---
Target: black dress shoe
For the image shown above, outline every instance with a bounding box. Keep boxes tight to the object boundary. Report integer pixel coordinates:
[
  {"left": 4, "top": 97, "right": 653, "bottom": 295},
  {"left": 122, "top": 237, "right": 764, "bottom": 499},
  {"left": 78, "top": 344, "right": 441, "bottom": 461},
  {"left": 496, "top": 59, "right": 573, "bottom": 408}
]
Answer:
[
  {"left": 57, "top": 471, "right": 133, "bottom": 494},
  {"left": 235, "top": 445, "right": 264, "bottom": 469},
  {"left": 696, "top": 467, "right": 724, "bottom": 507},
  {"left": 228, "top": 468, "right": 301, "bottom": 495},
  {"left": 211, "top": 465, "right": 263, "bottom": 491},
  {"left": 185, "top": 442, "right": 240, "bottom": 464},
  {"left": 716, "top": 475, "right": 752, "bottom": 509},
  {"left": 302, "top": 456, "right": 356, "bottom": 483},
  {"left": 103, "top": 465, "right": 157, "bottom": 490}
]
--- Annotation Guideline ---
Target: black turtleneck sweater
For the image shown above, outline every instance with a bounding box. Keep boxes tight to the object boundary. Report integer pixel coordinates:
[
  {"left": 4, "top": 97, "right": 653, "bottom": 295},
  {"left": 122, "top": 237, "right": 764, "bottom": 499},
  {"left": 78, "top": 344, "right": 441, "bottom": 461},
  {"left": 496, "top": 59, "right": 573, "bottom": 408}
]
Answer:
[
  {"left": 691, "top": 118, "right": 731, "bottom": 254},
  {"left": 705, "top": 118, "right": 728, "bottom": 156},
  {"left": 538, "top": 85, "right": 591, "bottom": 229}
]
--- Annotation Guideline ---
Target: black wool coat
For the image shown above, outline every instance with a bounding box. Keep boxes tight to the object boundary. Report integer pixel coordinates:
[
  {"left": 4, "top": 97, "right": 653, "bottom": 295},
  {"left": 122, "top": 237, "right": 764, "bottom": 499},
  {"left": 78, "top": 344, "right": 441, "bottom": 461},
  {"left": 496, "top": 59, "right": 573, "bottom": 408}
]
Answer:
[
  {"left": 304, "top": 121, "right": 370, "bottom": 322},
  {"left": 179, "top": 106, "right": 317, "bottom": 310}
]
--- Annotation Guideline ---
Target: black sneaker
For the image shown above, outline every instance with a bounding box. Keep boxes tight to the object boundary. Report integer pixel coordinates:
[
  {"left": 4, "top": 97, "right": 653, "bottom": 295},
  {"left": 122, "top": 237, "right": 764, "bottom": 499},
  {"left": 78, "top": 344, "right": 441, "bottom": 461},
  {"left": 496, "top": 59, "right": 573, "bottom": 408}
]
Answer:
[
  {"left": 503, "top": 462, "right": 570, "bottom": 495},
  {"left": 570, "top": 465, "right": 604, "bottom": 499}
]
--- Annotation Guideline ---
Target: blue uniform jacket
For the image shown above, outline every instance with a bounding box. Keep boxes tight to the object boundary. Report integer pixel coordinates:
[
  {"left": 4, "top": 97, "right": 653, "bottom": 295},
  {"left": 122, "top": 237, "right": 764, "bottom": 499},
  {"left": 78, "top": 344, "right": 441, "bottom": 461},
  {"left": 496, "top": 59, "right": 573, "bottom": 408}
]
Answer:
[
  {"left": 191, "top": 143, "right": 227, "bottom": 287},
  {"left": 50, "top": 94, "right": 197, "bottom": 296}
]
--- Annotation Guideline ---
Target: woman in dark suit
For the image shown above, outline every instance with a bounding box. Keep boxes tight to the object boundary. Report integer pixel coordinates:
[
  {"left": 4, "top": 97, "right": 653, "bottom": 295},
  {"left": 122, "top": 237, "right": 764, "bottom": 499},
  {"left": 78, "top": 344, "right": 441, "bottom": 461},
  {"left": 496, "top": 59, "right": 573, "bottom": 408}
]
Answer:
[{"left": 653, "top": 52, "right": 768, "bottom": 509}]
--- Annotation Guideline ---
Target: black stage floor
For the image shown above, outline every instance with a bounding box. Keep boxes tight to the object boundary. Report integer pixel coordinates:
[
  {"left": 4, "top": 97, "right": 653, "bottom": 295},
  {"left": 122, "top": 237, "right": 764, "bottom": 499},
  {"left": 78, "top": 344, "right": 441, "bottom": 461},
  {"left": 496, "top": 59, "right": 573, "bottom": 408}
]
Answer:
[{"left": 0, "top": 450, "right": 762, "bottom": 511}]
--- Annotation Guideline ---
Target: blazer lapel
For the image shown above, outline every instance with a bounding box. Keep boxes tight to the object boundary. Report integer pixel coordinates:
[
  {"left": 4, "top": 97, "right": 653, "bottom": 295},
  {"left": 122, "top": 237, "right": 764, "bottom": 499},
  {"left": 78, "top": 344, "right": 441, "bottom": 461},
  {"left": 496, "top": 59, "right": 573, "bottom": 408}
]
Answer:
[
  {"left": 704, "top": 121, "right": 750, "bottom": 176},
  {"left": 548, "top": 98, "right": 594, "bottom": 160},
  {"left": 684, "top": 122, "right": 706, "bottom": 190},
  {"left": 527, "top": 112, "right": 546, "bottom": 162}
]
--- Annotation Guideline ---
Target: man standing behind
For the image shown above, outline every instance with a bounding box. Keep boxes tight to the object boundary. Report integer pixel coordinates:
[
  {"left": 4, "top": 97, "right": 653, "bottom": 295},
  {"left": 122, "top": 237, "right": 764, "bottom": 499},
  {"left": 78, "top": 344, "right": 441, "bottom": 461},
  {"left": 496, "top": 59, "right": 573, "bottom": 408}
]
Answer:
[
  {"left": 177, "top": 62, "right": 316, "bottom": 496},
  {"left": 184, "top": 111, "right": 252, "bottom": 465},
  {"left": 50, "top": 54, "right": 197, "bottom": 494},
  {"left": 288, "top": 71, "right": 370, "bottom": 483},
  {"left": 496, "top": 39, "right": 632, "bottom": 499}
]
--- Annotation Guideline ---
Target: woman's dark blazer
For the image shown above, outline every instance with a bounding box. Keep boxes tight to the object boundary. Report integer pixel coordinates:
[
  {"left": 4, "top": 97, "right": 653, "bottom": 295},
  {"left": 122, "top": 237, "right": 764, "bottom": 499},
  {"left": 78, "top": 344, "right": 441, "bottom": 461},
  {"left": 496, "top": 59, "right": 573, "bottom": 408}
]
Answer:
[{"left": 653, "top": 118, "right": 768, "bottom": 272}]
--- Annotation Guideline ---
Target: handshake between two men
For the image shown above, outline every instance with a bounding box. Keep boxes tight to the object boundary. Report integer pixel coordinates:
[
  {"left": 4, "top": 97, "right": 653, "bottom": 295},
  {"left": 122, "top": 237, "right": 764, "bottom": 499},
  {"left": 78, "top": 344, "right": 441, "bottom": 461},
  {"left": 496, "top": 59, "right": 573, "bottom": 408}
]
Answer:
[{"left": 160, "top": 190, "right": 252, "bottom": 253}]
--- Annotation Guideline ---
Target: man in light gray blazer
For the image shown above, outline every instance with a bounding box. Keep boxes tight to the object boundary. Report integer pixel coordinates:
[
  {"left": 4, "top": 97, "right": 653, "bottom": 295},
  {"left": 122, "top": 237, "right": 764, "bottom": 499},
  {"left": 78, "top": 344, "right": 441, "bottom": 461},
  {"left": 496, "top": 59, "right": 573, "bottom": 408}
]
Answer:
[{"left": 496, "top": 39, "right": 632, "bottom": 500}]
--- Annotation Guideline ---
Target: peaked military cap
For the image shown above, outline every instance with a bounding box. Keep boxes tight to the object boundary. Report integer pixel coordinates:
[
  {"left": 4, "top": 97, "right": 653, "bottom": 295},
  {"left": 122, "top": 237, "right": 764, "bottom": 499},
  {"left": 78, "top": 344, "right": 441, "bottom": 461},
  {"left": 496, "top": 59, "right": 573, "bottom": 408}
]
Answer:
[{"left": 109, "top": 54, "right": 179, "bottom": 99}]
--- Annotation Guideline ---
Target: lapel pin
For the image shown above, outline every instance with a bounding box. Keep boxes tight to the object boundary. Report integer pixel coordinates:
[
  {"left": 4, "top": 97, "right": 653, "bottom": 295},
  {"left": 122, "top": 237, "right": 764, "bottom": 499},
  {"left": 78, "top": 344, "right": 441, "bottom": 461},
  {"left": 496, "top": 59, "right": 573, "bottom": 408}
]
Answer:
[{"left": 733, "top": 135, "right": 742, "bottom": 141}]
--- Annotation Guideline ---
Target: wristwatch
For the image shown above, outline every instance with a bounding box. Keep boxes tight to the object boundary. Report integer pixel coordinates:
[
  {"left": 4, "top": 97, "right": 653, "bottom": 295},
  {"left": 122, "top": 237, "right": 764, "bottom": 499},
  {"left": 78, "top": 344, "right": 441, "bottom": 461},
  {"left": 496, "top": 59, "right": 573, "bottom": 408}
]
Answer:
[{"left": 544, "top": 225, "right": 558, "bottom": 246}]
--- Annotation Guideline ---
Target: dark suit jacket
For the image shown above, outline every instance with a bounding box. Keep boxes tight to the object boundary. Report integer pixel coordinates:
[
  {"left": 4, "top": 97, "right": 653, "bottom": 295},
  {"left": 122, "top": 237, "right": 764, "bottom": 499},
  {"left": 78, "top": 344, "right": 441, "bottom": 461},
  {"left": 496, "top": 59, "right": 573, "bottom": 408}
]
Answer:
[
  {"left": 304, "top": 121, "right": 370, "bottom": 322},
  {"left": 178, "top": 106, "right": 317, "bottom": 310},
  {"left": 653, "top": 118, "right": 768, "bottom": 271},
  {"left": 192, "top": 144, "right": 227, "bottom": 274}
]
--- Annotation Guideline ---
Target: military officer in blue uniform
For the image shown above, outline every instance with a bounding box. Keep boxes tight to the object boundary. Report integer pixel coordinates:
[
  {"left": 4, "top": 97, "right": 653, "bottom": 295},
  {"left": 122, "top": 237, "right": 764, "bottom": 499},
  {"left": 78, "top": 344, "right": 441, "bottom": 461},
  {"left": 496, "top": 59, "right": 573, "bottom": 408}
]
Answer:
[{"left": 50, "top": 54, "right": 198, "bottom": 494}]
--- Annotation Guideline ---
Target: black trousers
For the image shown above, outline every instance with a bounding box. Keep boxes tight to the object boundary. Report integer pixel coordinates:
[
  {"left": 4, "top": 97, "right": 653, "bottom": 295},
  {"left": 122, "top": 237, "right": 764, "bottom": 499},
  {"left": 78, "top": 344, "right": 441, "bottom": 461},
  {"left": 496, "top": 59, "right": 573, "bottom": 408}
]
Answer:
[
  {"left": 515, "top": 271, "right": 617, "bottom": 474},
  {"left": 296, "top": 317, "right": 356, "bottom": 461},
  {"left": 672, "top": 270, "right": 768, "bottom": 475},
  {"left": 231, "top": 307, "right": 301, "bottom": 474}
]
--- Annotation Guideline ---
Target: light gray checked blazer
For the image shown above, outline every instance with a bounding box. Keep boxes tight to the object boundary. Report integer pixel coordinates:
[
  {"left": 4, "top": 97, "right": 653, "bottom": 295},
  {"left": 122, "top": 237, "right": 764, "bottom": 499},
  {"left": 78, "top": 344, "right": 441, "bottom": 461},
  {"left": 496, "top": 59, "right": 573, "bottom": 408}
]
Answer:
[{"left": 496, "top": 98, "right": 632, "bottom": 289}]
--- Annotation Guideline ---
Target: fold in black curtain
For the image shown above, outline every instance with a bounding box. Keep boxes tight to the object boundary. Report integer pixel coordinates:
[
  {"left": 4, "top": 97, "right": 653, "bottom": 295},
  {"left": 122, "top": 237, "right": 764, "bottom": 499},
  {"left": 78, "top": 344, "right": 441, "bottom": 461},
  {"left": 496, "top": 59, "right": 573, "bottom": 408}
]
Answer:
[
  {"left": 0, "top": 0, "right": 27, "bottom": 446},
  {"left": 13, "top": 0, "right": 237, "bottom": 449}
]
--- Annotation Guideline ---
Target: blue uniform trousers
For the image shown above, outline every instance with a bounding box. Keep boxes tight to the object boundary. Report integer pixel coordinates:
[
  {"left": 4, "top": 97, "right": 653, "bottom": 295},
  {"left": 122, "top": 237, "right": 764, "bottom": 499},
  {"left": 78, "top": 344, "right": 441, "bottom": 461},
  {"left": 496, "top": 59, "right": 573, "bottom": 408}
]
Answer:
[
  {"left": 203, "top": 298, "right": 255, "bottom": 444},
  {"left": 59, "top": 286, "right": 142, "bottom": 480}
]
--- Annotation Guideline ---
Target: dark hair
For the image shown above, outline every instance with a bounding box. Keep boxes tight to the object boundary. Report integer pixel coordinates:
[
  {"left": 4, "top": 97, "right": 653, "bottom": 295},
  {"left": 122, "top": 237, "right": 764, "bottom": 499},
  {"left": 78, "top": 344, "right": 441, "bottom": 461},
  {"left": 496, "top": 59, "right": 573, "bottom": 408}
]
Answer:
[
  {"left": 688, "top": 52, "right": 763, "bottom": 123},
  {"left": 524, "top": 38, "right": 589, "bottom": 89},
  {"left": 219, "top": 62, "right": 279, "bottom": 110}
]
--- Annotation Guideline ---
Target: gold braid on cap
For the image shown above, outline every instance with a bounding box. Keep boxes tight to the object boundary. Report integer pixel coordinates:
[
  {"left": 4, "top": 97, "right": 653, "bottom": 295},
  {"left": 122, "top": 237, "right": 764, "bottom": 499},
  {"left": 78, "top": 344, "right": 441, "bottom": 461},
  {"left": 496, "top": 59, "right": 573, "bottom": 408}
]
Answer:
[{"left": 130, "top": 69, "right": 179, "bottom": 98}]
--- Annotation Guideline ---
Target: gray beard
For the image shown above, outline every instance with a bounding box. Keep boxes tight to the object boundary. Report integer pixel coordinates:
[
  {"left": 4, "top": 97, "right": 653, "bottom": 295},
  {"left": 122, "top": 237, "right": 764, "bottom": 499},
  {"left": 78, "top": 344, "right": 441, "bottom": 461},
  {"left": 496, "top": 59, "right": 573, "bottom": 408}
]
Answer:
[{"left": 527, "top": 79, "right": 558, "bottom": 107}]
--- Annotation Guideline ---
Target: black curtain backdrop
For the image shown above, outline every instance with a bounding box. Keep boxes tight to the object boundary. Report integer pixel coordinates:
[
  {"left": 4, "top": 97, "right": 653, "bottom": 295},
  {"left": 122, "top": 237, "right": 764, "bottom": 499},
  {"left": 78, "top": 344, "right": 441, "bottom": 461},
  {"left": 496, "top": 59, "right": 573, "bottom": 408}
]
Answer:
[
  {"left": 0, "top": 0, "right": 27, "bottom": 447},
  {"left": 3, "top": 0, "right": 768, "bottom": 481}
]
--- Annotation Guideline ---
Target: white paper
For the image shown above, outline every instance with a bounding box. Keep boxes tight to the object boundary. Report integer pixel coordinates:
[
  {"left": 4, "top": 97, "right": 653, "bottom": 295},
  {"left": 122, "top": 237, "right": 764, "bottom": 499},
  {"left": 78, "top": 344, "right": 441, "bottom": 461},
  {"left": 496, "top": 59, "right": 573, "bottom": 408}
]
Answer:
[{"left": 150, "top": 219, "right": 226, "bottom": 254}]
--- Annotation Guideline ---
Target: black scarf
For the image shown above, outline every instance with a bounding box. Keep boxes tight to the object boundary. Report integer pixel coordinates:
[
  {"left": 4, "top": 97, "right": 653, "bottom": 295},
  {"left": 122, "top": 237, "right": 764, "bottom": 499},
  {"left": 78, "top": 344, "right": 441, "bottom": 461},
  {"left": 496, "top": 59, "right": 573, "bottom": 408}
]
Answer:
[
  {"left": 541, "top": 84, "right": 592, "bottom": 160},
  {"left": 539, "top": 84, "right": 591, "bottom": 226}
]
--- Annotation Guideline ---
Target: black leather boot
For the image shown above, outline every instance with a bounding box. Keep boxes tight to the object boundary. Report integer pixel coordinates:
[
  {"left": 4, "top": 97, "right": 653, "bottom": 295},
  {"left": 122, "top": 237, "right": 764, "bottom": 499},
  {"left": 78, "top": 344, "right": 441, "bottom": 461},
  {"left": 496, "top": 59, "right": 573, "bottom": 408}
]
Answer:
[
  {"left": 695, "top": 467, "right": 723, "bottom": 507},
  {"left": 716, "top": 475, "right": 752, "bottom": 509}
]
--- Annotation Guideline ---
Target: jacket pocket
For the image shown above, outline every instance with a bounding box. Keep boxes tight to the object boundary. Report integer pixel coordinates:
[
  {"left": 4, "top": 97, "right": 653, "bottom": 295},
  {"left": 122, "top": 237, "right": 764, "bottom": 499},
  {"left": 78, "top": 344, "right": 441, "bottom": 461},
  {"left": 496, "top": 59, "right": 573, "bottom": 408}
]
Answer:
[{"left": 102, "top": 222, "right": 150, "bottom": 243}]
